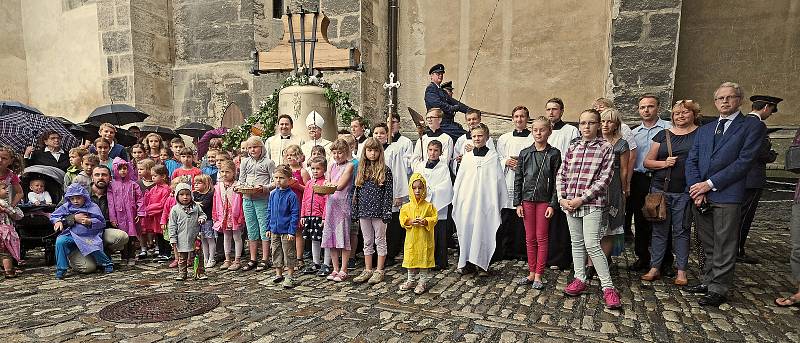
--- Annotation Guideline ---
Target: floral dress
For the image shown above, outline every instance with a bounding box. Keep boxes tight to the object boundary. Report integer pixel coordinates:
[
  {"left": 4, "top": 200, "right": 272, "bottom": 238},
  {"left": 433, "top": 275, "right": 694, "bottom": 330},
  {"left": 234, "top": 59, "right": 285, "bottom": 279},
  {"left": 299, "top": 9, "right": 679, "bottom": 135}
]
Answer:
[{"left": 321, "top": 161, "right": 352, "bottom": 250}]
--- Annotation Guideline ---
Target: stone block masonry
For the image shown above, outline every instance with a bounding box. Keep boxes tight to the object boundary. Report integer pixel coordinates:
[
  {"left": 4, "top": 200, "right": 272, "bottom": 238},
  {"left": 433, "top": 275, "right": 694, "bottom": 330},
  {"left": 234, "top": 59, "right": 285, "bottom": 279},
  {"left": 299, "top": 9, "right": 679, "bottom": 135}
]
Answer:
[{"left": 608, "top": 0, "right": 682, "bottom": 122}]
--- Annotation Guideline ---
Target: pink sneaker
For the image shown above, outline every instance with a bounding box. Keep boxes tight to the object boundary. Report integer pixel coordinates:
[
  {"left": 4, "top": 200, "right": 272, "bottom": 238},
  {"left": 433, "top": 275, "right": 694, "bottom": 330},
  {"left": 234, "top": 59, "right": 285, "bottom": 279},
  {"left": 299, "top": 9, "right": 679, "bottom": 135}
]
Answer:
[
  {"left": 564, "top": 278, "right": 587, "bottom": 296},
  {"left": 603, "top": 287, "right": 622, "bottom": 309}
]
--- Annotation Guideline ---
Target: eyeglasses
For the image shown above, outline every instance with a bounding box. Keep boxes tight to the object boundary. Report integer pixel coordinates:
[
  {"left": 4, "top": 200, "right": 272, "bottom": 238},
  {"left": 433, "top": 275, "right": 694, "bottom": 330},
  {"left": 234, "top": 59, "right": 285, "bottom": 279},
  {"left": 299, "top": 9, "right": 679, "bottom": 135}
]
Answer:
[
  {"left": 714, "top": 95, "right": 740, "bottom": 102},
  {"left": 579, "top": 121, "right": 599, "bottom": 126},
  {"left": 675, "top": 99, "right": 694, "bottom": 105},
  {"left": 425, "top": 116, "right": 441, "bottom": 120}
]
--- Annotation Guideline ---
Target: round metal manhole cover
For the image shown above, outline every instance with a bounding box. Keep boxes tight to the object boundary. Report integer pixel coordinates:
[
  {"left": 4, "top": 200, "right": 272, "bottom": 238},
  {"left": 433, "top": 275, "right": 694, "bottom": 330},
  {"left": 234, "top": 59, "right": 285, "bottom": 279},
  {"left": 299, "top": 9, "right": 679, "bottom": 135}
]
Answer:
[{"left": 99, "top": 293, "right": 220, "bottom": 323}]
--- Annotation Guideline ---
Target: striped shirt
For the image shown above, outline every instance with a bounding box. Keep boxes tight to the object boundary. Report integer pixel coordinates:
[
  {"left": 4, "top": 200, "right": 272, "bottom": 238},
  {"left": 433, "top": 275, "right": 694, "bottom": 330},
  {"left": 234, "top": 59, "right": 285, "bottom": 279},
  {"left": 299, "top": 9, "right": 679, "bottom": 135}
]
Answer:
[{"left": 557, "top": 137, "right": 614, "bottom": 217}]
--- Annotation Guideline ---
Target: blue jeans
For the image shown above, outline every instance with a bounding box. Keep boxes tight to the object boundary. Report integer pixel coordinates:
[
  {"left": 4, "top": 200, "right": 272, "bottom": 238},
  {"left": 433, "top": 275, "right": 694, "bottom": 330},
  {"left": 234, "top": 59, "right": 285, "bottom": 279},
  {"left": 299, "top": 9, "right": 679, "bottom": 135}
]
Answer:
[
  {"left": 55, "top": 234, "right": 112, "bottom": 273},
  {"left": 243, "top": 197, "right": 269, "bottom": 241},
  {"left": 649, "top": 191, "right": 691, "bottom": 270}
]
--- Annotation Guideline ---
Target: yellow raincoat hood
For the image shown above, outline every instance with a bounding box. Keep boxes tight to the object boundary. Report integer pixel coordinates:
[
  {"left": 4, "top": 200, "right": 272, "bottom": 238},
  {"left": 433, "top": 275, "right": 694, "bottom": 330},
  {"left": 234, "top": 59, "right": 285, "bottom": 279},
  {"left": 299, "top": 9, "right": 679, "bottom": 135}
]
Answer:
[{"left": 408, "top": 173, "right": 428, "bottom": 206}]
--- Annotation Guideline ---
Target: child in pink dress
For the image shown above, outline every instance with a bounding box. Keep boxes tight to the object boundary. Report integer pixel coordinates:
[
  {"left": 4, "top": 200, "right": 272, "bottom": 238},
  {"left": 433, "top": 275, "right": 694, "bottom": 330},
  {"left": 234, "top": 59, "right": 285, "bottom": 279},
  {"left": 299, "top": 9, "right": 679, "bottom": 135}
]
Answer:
[
  {"left": 322, "top": 139, "right": 354, "bottom": 282},
  {"left": 0, "top": 182, "right": 23, "bottom": 277},
  {"left": 213, "top": 159, "right": 245, "bottom": 270}
]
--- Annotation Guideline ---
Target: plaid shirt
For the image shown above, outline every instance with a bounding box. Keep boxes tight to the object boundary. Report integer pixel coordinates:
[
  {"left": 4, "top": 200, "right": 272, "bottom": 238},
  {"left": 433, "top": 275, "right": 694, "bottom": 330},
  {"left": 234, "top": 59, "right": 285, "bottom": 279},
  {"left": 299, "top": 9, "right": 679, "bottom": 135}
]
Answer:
[{"left": 557, "top": 137, "right": 614, "bottom": 217}]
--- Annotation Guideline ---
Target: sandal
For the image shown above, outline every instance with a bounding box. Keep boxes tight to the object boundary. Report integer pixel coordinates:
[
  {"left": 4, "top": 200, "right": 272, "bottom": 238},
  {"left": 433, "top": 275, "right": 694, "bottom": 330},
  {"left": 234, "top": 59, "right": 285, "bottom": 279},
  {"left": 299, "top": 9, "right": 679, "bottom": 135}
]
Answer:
[
  {"left": 775, "top": 295, "right": 800, "bottom": 307},
  {"left": 255, "top": 261, "right": 267, "bottom": 272},
  {"left": 399, "top": 280, "right": 416, "bottom": 291},
  {"left": 4, "top": 270, "right": 17, "bottom": 278},
  {"left": 333, "top": 271, "right": 349, "bottom": 282},
  {"left": 326, "top": 271, "right": 339, "bottom": 281},
  {"left": 241, "top": 261, "right": 257, "bottom": 271},
  {"left": 414, "top": 282, "right": 427, "bottom": 295},
  {"left": 228, "top": 261, "right": 242, "bottom": 271}
]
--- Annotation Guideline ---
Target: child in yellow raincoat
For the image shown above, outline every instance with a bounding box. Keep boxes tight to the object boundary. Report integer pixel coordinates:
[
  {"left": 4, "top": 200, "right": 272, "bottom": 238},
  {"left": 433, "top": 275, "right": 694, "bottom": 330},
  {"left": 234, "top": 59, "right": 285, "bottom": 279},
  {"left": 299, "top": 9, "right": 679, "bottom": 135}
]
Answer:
[{"left": 399, "top": 173, "right": 438, "bottom": 294}]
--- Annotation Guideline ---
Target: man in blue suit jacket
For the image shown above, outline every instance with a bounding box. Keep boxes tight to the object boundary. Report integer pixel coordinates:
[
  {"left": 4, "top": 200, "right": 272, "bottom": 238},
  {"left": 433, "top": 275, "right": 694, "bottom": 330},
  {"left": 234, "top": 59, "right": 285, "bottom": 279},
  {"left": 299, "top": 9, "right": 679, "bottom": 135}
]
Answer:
[
  {"left": 424, "top": 64, "right": 471, "bottom": 140},
  {"left": 684, "top": 82, "right": 766, "bottom": 306}
]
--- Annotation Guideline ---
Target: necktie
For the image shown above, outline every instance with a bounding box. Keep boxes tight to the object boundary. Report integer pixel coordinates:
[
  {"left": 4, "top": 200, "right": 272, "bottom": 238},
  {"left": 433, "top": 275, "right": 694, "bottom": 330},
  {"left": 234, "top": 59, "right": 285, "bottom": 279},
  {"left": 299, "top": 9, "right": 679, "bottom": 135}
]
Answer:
[{"left": 714, "top": 118, "right": 728, "bottom": 148}]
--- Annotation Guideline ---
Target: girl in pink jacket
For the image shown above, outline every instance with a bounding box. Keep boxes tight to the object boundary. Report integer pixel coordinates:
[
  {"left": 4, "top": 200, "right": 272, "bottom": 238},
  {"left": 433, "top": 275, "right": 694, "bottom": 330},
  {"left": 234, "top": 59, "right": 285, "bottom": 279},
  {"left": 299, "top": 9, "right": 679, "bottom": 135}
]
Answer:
[
  {"left": 141, "top": 165, "right": 171, "bottom": 258},
  {"left": 213, "top": 159, "right": 245, "bottom": 270},
  {"left": 108, "top": 157, "right": 144, "bottom": 265}
]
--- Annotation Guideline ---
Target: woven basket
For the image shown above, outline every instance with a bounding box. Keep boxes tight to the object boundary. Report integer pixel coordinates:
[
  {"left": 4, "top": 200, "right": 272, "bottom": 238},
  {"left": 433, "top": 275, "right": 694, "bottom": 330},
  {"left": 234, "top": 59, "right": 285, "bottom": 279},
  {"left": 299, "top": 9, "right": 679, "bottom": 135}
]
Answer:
[
  {"left": 313, "top": 185, "right": 337, "bottom": 195},
  {"left": 236, "top": 186, "right": 261, "bottom": 195}
]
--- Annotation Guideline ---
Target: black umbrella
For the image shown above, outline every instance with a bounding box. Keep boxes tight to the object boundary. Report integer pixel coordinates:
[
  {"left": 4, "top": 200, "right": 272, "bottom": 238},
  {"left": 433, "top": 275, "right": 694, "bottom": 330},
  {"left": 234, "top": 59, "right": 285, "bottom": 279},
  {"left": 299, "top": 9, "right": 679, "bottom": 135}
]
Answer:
[
  {"left": 68, "top": 124, "right": 91, "bottom": 139},
  {"left": 78, "top": 121, "right": 137, "bottom": 146},
  {"left": 140, "top": 125, "right": 179, "bottom": 141},
  {"left": 176, "top": 122, "right": 215, "bottom": 138},
  {"left": 51, "top": 116, "right": 74, "bottom": 125},
  {"left": 115, "top": 128, "right": 138, "bottom": 147},
  {"left": 0, "top": 100, "right": 43, "bottom": 115},
  {"left": 87, "top": 104, "right": 148, "bottom": 126}
]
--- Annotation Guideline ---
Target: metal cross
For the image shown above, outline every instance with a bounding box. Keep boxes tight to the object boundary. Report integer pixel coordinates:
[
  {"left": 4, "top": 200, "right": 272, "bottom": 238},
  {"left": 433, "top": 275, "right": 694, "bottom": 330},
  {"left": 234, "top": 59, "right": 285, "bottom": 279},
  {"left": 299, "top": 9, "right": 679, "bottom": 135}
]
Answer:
[
  {"left": 383, "top": 72, "right": 401, "bottom": 113},
  {"left": 383, "top": 72, "right": 401, "bottom": 143}
]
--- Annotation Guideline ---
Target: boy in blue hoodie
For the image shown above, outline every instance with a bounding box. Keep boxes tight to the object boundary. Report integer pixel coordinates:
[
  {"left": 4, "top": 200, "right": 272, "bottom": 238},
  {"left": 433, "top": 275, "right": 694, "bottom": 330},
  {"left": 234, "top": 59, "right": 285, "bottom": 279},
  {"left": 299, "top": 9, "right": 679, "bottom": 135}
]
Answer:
[
  {"left": 51, "top": 183, "right": 112, "bottom": 279},
  {"left": 267, "top": 165, "right": 300, "bottom": 288}
]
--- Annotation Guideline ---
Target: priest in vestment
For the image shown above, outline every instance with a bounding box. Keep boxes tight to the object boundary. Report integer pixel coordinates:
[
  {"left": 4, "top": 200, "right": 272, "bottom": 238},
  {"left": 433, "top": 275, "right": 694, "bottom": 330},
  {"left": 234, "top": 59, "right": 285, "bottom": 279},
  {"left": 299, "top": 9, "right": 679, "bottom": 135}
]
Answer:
[{"left": 452, "top": 124, "right": 507, "bottom": 274}]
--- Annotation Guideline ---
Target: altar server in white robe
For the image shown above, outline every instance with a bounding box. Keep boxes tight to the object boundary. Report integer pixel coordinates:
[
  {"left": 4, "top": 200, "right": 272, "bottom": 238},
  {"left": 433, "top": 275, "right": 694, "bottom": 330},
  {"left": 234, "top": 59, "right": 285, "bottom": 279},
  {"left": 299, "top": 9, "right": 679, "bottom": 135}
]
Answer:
[
  {"left": 544, "top": 98, "right": 579, "bottom": 269},
  {"left": 452, "top": 109, "right": 495, "bottom": 173},
  {"left": 495, "top": 106, "right": 535, "bottom": 260},
  {"left": 388, "top": 113, "right": 415, "bottom": 177},
  {"left": 412, "top": 139, "right": 454, "bottom": 270},
  {"left": 372, "top": 123, "right": 410, "bottom": 264},
  {"left": 412, "top": 108, "right": 453, "bottom": 170},
  {"left": 452, "top": 123, "right": 507, "bottom": 275}
]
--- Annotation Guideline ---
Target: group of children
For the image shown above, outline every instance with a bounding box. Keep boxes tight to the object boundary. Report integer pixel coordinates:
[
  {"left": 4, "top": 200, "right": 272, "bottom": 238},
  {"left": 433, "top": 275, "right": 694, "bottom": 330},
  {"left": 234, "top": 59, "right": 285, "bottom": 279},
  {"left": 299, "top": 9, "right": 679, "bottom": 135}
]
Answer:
[{"left": 0, "top": 106, "right": 626, "bottom": 309}]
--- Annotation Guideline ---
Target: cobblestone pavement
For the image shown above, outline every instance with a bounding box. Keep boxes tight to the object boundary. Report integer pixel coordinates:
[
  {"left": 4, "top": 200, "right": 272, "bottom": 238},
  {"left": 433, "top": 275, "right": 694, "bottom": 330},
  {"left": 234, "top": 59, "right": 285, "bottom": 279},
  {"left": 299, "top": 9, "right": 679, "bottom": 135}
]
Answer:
[{"left": 2, "top": 201, "right": 799, "bottom": 343}]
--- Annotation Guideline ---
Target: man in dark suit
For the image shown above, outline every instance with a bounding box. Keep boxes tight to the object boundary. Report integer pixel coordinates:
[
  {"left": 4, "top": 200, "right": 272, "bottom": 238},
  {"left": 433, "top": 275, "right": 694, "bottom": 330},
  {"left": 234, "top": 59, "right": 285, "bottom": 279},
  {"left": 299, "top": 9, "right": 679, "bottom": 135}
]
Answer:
[
  {"left": 685, "top": 82, "right": 766, "bottom": 306},
  {"left": 738, "top": 95, "right": 782, "bottom": 264},
  {"left": 424, "top": 64, "right": 471, "bottom": 140},
  {"left": 24, "top": 130, "right": 70, "bottom": 171}
]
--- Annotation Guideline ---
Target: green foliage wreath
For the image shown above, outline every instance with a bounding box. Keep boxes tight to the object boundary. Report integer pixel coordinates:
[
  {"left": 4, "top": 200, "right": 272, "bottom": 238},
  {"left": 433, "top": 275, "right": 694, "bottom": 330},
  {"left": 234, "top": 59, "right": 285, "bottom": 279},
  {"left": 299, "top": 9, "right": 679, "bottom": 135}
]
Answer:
[{"left": 222, "top": 73, "right": 364, "bottom": 151}]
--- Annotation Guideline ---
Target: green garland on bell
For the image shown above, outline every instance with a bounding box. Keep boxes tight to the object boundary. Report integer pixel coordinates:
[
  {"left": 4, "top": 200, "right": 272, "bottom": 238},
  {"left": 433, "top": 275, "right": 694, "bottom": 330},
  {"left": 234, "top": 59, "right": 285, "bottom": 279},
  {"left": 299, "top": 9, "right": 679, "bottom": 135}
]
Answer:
[{"left": 222, "top": 73, "right": 366, "bottom": 151}]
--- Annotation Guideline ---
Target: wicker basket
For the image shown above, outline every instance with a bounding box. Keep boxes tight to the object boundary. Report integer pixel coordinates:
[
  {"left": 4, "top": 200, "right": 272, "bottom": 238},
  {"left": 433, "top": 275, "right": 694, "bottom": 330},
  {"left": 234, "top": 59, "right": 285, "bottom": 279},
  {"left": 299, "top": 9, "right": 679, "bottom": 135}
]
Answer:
[
  {"left": 313, "top": 185, "right": 337, "bottom": 195},
  {"left": 236, "top": 186, "right": 261, "bottom": 195}
]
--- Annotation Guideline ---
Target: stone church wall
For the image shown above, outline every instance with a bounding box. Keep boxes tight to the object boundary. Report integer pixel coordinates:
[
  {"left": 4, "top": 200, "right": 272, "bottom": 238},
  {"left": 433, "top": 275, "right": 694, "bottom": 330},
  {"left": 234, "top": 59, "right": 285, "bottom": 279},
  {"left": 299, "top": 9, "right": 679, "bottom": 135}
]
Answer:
[{"left": 396, "top": 0, "right": 613, "bottom": 134}]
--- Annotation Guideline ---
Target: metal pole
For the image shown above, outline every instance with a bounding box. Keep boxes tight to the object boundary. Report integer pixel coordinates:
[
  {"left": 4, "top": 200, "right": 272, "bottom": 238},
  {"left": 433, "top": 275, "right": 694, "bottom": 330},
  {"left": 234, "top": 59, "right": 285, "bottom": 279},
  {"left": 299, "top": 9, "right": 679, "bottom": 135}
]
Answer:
[{"left": 286, "top": 8, "right": 298, "bottom": 74}]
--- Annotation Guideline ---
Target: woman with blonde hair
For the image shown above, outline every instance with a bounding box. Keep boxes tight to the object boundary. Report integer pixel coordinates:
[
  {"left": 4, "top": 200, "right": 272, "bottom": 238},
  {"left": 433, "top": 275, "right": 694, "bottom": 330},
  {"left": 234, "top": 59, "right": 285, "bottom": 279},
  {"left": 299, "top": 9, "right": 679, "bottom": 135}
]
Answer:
[{"left": 640, "top": 100, "right": 701, "bottom": 286}]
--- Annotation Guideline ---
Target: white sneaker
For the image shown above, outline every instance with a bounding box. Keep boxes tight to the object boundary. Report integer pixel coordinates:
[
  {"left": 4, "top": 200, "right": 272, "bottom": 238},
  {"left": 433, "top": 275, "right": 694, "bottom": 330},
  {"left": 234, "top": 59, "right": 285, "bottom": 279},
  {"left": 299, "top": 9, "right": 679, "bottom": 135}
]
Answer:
[{"left": 205, "top": 259, "right": 216, "bottom": 268}]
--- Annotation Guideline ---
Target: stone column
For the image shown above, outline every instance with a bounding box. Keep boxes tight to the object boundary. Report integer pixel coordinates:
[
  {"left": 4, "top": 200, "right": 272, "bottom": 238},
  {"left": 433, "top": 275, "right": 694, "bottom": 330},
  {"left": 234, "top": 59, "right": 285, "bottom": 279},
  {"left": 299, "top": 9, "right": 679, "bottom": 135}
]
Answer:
[
  {"left": 97, "top": 0, "right": 135, "bottom": 104},
  {"left": 97, "top": 0, "right": 174, "bottom": 126},
  {"left": 608, "top": 0, "right": 682, "bottom": 121}
]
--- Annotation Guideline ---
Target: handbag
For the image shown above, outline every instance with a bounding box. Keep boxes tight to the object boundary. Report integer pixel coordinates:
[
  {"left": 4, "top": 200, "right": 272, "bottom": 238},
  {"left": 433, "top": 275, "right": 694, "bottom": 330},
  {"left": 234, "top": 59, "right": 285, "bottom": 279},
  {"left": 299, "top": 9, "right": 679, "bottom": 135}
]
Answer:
[
  {"left": 786, "top": 145, "right": 800, "bottom": 173},
  {"left": 643, "top": 130, "right": 672, "bottom": 222}
]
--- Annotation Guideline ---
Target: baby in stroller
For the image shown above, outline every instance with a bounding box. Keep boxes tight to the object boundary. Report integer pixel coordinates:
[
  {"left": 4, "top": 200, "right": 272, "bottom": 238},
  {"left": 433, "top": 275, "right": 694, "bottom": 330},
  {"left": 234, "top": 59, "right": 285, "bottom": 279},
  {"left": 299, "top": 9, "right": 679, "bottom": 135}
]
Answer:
[
  {"left": 17, "top": 165, "right": 65, "bottom": 264},
  {"left": 27, "top": 178, "right": 53, "bottom": 206}
]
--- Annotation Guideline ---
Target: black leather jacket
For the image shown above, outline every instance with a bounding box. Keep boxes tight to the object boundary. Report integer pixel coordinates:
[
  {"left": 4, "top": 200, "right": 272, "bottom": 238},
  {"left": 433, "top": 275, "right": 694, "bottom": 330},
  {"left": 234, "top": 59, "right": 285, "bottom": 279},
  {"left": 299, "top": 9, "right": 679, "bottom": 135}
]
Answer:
[{"left": 513, "top": 145, "right": 561, "bottom": 208}]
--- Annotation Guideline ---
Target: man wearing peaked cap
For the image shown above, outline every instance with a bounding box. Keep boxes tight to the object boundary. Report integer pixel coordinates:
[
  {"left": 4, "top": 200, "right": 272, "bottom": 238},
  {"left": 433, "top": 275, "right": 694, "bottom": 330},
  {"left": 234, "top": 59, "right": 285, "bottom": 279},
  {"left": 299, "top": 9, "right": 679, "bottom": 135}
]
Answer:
[
  {"left": 424, "top": 63, "right": 473, "bottom": 141},
  {"left": 738, "top": 95, "right": 782, "bottom": 264},
  {"left": 441, "top": 81, "right": 454, "bottom": 97},
  {"left": 749, "top": 95, "right": 783, "bottom": 120}
]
